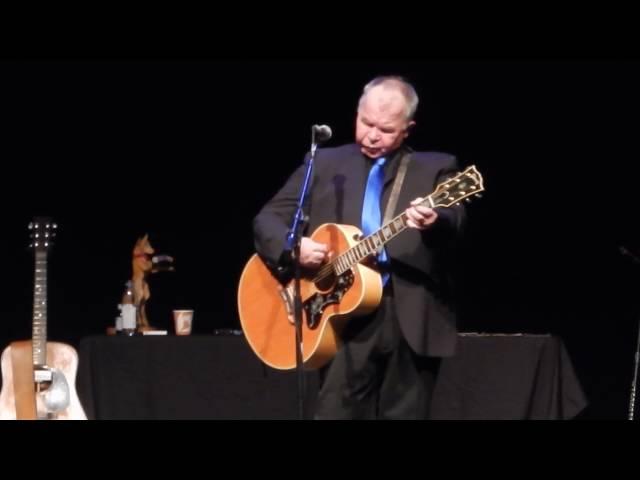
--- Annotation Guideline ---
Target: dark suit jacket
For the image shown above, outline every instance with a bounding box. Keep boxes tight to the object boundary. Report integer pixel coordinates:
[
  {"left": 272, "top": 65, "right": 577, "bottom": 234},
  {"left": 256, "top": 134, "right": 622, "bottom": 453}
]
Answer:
[{"left": 253, "top": 143, "right": 465, "bottom": 357}]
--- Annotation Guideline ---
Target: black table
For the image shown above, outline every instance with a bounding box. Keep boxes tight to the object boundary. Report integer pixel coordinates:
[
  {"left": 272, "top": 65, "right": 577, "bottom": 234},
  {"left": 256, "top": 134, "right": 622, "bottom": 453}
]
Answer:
[
  {"left": 76, "top": 333, "right": 587, "bottom": 420},
  {"left": 430, "top": 333, "right": 588, "bottom": 420}
]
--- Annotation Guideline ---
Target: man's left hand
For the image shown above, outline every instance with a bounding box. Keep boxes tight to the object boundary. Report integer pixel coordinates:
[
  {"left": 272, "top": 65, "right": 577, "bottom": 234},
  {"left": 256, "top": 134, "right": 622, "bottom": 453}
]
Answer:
[{"left": 405, "top": 198, "right": 438, "bottom": 230}]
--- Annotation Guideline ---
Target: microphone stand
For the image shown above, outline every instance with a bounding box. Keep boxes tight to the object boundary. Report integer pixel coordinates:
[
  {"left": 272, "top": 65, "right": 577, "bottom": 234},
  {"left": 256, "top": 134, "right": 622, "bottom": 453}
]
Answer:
[
  {"left": 620, "top": 246, "right": 640, "bottom": 420},
  {"left": 630, "top": 311, "right": 640, "bottom": 421},
  {"left": 280, "top": 128, "right": 321, "bottom": 420}
]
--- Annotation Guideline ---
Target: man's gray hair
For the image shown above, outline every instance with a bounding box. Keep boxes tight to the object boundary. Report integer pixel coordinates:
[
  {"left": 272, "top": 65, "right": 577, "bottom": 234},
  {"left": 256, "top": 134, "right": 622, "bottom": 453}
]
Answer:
[{"left": 359, "top": 76, "right": 419, "bottom": 121}]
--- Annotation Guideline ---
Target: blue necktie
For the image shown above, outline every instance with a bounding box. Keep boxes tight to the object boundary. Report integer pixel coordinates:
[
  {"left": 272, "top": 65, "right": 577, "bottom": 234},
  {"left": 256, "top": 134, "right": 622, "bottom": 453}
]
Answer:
[{"left": 361, "top": 157, "right": 389, "bottom": 285}]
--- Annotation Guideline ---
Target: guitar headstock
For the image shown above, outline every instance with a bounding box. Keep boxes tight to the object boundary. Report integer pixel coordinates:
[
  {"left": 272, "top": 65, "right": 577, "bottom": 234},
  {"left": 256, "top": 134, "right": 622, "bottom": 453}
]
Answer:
[
  {"left": 430, "top": 165, "right": 484, "bottom": 208},
  {"left": 28, "top": 217, "right": 58, "bottom": 252}
]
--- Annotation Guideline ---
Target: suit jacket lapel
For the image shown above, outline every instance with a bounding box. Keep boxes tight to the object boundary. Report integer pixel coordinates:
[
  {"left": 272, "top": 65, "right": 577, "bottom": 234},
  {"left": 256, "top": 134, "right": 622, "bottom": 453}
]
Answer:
[
  {"left": 383, "top": 146, "right": 412, "bottom": 187},
  {"left": 341, "top": 145, "right": 368, "bottom": 228},
  {"left": 383, "top": 153, "right": 400, "bottom": 187}
]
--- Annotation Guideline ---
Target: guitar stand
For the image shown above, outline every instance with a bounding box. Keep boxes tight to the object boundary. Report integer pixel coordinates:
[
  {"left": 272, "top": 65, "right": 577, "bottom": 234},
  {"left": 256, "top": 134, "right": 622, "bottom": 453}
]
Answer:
[
  {"left": 629, "top": 313, "right": 640, "bottom": 420},
  {"left": 620, "top": 246, "right": 640, "bottom": 420}
]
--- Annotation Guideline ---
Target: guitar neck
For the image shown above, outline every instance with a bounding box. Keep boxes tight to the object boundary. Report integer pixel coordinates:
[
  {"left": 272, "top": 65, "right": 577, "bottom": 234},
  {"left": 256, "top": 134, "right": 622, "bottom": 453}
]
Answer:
[
  {"left": 331, "top": 197, "right": 431, "bottom": 276},
  {"left": 32, "top": 250, "right": 48, "bottom": 367}
]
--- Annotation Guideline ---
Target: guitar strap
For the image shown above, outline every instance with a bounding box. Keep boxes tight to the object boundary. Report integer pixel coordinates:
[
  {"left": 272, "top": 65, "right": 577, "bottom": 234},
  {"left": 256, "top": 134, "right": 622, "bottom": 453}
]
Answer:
[
  {"left": 10, "top": 340, "right": 37, "bottom": 420},
  {"left": 383, "top": 148, "right": 412, "bottom": 225}
]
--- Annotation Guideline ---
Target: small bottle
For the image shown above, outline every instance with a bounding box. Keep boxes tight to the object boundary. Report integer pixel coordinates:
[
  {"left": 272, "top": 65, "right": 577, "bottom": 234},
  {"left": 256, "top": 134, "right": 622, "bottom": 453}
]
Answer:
[
  {"left": 120, "top": 281, "right": 138, "bottom": 336},
  {"left": 121, "top": 304, "right": 137, "bottom": 336}
]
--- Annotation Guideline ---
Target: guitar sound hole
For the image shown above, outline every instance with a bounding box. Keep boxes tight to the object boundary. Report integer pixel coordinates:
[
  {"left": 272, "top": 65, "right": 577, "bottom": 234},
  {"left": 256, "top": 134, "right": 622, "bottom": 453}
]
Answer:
[
  {"left": 35, "top": 381, "right": 52, "bottom": 393},
  {"left": 315, "top": 271, "right": 336, "bottom": 292}
]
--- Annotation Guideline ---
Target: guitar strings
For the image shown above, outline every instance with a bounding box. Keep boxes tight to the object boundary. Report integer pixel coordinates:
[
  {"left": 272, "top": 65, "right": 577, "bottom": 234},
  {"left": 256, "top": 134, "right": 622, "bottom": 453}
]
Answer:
[
  {"left": 312, "top": 211, "right": 412, "bottom": 283},
  {"left": 309, "top": 182, "right": 468, "bottom": 284}
]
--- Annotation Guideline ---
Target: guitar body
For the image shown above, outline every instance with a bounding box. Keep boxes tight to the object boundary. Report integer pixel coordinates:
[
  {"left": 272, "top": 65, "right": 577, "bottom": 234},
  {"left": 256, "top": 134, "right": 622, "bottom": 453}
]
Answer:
[
  {"left": 238, "top": 223, "right": 383, "bottom": 370},
  {"left": 0, "top": 340, "right": 86, "bottom": 420}
]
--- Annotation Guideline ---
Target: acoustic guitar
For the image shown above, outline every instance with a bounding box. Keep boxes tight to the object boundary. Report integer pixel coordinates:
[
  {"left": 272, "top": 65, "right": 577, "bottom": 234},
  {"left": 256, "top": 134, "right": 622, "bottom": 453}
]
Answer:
[
  {"left": 237, "top": 165, "right": 484, "bottom": 370},
  {"left": 0, "top": 218, "right": 86, "bottom": 419}
]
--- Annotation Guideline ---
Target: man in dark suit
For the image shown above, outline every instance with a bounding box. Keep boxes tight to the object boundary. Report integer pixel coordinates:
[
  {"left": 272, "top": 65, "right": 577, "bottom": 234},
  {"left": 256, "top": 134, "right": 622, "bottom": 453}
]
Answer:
[{"left": 253, "top": 76, "right": 466, "bottom": 419}]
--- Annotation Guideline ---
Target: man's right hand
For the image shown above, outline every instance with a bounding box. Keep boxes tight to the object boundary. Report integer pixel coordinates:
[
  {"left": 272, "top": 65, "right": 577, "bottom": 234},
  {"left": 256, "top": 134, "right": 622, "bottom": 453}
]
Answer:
[{"left": 300, "top": 237, "right": 330, "bottom": 268}]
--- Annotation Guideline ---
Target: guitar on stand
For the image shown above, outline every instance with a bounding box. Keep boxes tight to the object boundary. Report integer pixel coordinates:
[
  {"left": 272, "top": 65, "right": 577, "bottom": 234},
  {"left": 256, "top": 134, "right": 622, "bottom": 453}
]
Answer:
[{"left": 0, "top": 218, "right": 86, "bottom": 420}]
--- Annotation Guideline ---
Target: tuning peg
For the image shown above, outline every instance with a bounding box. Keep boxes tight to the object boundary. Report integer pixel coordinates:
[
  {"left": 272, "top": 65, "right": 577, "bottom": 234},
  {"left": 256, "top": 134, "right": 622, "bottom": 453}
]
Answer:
[
  {"left": 475, "top": 193, "right": 483, "bottom": 199},
  {"left": 53, "top": 223, "right": 58, "bottom": 229},
  {"left": 28, "top": 222, "right": 33, "bottom": 230}
]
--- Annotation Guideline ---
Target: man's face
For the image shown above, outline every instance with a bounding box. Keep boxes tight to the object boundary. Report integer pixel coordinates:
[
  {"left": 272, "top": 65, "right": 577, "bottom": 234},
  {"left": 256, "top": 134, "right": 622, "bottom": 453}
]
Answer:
[{"left": 355, "top": 86, "right": 414, "bottom": 159}]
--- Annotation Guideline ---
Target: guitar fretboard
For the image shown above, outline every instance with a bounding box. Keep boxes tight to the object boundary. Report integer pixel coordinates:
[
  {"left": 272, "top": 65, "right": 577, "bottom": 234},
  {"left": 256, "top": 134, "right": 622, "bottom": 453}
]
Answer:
[
  {"left": 326, "top": 192, "right": 435, "bottom": 278},
  {"left": 32, "top": 250, "right": 47, "bottom": 367}
]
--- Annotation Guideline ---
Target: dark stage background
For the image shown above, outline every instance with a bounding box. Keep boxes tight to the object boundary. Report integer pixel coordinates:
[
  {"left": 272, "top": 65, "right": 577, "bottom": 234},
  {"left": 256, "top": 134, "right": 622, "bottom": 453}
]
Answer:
[{"left": 1, "top": 59, "right": 639, "bottom": 419}]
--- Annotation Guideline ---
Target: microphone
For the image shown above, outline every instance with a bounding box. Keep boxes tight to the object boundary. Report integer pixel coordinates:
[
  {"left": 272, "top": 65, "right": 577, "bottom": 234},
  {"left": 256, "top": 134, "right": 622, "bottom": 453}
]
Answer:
[{"left": 312, "top": 124, "right": 332, "bottom": 143}]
